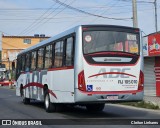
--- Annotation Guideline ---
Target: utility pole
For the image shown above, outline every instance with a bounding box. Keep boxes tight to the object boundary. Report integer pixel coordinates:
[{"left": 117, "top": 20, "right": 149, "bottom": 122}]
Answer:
[
  {"left": 132, "top": 0, "right": 138, "bottom": 28},
  {"left": 154, "top": 0, "right": 158, "bottom": 32},
  {"left": 140, "top": 0, "right": 158, "bottom": 32}
]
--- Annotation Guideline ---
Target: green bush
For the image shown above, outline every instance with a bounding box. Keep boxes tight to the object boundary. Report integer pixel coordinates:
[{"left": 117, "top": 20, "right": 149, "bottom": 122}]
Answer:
[{"left": 119, "top": 101, "right": 159, "bottom": 110}]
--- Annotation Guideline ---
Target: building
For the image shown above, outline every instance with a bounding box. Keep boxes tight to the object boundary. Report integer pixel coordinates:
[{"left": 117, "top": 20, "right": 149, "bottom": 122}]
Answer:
[
  {"left": 143, "top": 31, "right": 160, "bottom": 97},
  {"left": 1, "top": 34, "right": 49, "bottom": 70}
]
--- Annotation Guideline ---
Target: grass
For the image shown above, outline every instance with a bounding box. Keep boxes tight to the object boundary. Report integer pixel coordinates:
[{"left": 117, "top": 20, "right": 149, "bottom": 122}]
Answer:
[{"left": 119, "top": 101, "right": 159, "bottom": 110}]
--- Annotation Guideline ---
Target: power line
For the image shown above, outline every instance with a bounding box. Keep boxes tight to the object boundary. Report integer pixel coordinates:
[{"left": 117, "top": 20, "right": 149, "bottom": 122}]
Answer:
[
  {"left": 51, "top": 0, "right": 131, "bottom": 20},
  {"left": 18, "top": 3, "right": 57, "bottom": 35},
  {"left": 22, "top": 0, "right": 75, "bottom": 36},
  {"left": 137, "top": 0, "right": 154, "bottom": 4},
  {"left": 91, "top": 0, "right": 121, "bottom": 23},
  {"left": 19, "top": 0, "right": 69, "bottom": 35},
  {"left": 0, "top": 5, "right": 133, "bottom": 10},
  {"left": 1, "top": 0, "right": 159, "bottom": 36},
  {"left": 118, "top": 0, "right": 155, "bottom": 3},
  {"left": 0, "top": 16, "right": 86, "bottom": 21},
  {"left": 63, "top": 0, "right": 114, "bottom": 30},
  {"left": 0, "top": 4, "right": 159, "bottom": 21}
]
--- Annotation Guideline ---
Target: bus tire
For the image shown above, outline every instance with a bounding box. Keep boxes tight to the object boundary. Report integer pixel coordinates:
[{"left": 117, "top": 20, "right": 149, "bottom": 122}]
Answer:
[
  {"left": 20, "top": 85, "right": 30, "bottom": 104},
  {"left": 23, "top": 98, "right": 30, "bottom": 104},
  {"left": 44, "top": 90, "right": 55, "bottom": 113},
  {"left": 86, "top": 103, "right": 105, "bottom": 112},
  {"left": 20, "top": 85, "right": 23, "bottom": 97}
]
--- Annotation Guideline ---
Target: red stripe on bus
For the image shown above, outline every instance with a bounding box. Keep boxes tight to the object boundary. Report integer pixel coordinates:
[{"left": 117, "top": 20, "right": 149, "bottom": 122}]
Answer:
[
  {"left": 19, "top": 66, "right": 74, "bottom": 74},
  {"left": 85, "top": 52, "right": 136, "bottom": 56},
  {"left": 23, "top": 82, "right": 57, "bottom": 99},
  {"left": 23, "top": 82, "right": 43, "bottom": 89},
  {"left": 84, "top": 56, "right": 140, "bottom": 66},
  {"left": 48, "top": 66, "right": 74, "bottom": 71},
  {"left": 79, "top": 89, "right": 143, "bottom": 95},
  {"left": 88, "top": 72, "right": 136, "bottom": 78},
  {"left": 48, "top": 90, "right": 57, "bottom": 99}
]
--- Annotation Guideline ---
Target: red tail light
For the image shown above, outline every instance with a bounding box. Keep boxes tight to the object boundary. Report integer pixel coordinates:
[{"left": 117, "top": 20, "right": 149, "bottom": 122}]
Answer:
[
  {"left": 138, "top": 70, "right": 144, "bottom": 91},
  {"left": 78, "top": 70, "right": 86, "bottom": 91}
]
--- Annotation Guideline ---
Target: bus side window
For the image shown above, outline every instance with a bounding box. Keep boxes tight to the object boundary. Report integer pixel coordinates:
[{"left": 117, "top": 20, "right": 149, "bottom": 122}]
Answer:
[
  {"left": 37, "top": 48, "right": 44, "bottom": 69},
  {"left": 17, "top": 56, "right": 21, "bottom": 74},
  {"left": 65, "top": 37, "right": 74, "bottom": 66},
  {"left": 31, "top": 51, "right": 37, "bottom": 70},
  {"left": 44, "top": 45, "right": 52, "bottom": 68},
  {"left": 54, "top": 41, "right": 63, "bottom": 68},
  {"left": 25, "top": 53, "right": 30, "bottom": 72},
  {"left": 21, "top": 55, "right": 25, "bottom": 72}
]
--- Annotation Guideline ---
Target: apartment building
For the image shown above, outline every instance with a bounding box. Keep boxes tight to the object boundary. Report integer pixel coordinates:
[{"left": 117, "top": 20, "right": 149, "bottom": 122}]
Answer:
[{"left": 1, "top": 34, "right": 49, "bottom": 70}]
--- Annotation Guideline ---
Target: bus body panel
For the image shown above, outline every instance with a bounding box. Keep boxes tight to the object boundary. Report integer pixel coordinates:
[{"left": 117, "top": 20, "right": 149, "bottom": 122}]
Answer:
[
  {"left": 48, "top": 68, "right": 74, "bottom": 103},
  {"left": 16, "top": 69, "right": 75, "bottom": 103},
  {"left": 16, "top": 74, "right": 23, "bottom": 96},
  {"left": 16, "top": 71, "right": 45, "bottom": 100},
  {"left": 74, "top": 26, "right": 84, "bottom": 102},
  {"left": 83, "top": 58, "right": 140, "bottom": 92}
]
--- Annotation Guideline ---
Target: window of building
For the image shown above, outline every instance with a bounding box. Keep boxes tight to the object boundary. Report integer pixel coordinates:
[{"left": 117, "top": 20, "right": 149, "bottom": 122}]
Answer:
[
  {"left": 31, "top": 51, "right": 37, "bottom": 70},
  {"left": 24, "top": 39, "right": 31, "bottom": 44},
  {"left": 25, "top": 53, "right": 30, "bottom": 71},
  {"left": 37, "top": 48, "right": 44, "bottom": 69},
  {"left": 54, "top": 41, "right": 63, "bottom": 68},
  {"left": 44, "top": 45, "right": 52, "bottom": 68},
  {"left": 65, "top": 37, "right": 74, "bottom": 66}
]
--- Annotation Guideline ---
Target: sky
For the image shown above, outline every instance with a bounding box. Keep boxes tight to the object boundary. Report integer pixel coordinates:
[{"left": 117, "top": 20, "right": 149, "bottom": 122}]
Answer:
[{"left": 0, "top": 0, "right": 160, "bottom": 50}]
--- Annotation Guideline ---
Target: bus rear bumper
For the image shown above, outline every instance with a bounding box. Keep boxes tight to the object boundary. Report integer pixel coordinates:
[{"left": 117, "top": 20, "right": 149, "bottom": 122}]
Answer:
[{"left": 74, "top": 89, "right": 143, "bottom": 103}]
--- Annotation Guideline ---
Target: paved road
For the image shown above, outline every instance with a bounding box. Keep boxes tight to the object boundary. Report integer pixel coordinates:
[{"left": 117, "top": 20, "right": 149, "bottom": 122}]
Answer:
[{"left": 0, "top": 86, "right": 160, "bottom": 128}]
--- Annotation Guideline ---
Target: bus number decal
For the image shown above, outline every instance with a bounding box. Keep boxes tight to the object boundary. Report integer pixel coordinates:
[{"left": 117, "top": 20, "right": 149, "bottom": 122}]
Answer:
[{"left": 96, "top": 87, "right": 101, "bottom": 91}]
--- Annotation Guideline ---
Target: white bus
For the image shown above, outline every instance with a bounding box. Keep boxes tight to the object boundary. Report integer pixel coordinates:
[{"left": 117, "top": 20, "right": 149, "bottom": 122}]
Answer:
[{"left": 16, "top": 25, "right": 144, "bottom": 112}]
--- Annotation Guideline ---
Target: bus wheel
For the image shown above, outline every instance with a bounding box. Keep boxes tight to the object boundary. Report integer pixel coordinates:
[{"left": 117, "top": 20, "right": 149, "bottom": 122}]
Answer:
[
  {"left": 23, "top": 98, "right": 30, "bottom": 104},
  {"left": 44, "top": 90, "right": 56, "bottom": 113},
  {"left": 20, "top": 86, "right": 30, "bottom": 104},
  {"left": 20, "top": 85, "right": 24, "bottom": 97},
  {"left": 86, "top": 103, "right": 105, "bottom": 112}
]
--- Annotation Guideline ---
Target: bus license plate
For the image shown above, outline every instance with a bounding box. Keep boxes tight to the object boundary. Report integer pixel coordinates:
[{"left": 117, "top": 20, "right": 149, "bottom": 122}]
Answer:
[{"left": 106, "top": 95, "right": 118, "bottom": 100}]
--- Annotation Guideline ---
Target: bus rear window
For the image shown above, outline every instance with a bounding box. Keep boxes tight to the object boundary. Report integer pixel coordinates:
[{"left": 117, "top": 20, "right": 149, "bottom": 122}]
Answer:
[{"left": 83, "top": 31, "right": 139, "bottom": 55}]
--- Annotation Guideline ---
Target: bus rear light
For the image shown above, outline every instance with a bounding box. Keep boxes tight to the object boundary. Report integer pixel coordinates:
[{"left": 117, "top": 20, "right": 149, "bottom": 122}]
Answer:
[
  {"left": 135, "top": 29, "right": 139, "bottom": 32},
  {"left": 138, "top": 70, "right": 144, "bottom": 91},
  {"left": 138, "top": 86, "right": 144, "bottom": 91},
  {"left": 82, "top": 27, "right": 88, "bottom": 31},
  {"left": 78, "top": 70, "right": 86, "bottom": 91}
]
